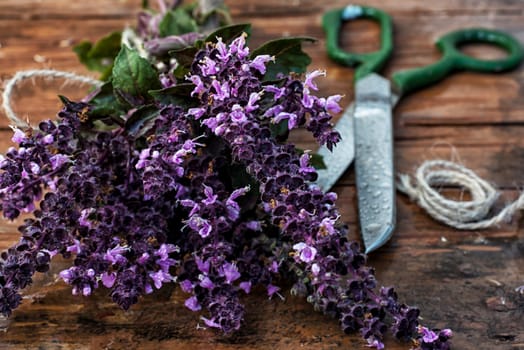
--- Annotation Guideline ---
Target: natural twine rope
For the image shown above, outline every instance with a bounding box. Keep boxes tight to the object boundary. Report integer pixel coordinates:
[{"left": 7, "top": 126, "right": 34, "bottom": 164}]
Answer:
[
  {"left": 397, "top": 159, "right": 524, "bottom": 230},
  {"left": 1, "top": 69, "right": 103, "bottom": 129}
]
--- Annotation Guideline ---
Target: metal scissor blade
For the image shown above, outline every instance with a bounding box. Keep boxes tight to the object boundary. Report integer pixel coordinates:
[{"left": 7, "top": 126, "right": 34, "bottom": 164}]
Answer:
[
  {"left": 353, "top": 73, "right": 396, "bottom": 253},
  {"left": 315, "top": 103, "right": 355, "bottom": 192}
]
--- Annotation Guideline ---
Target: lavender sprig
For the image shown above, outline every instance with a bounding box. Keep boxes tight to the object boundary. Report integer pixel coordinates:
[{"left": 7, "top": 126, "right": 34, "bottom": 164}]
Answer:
[{"left": 0, "top": 3, "right": 451, "bottom": 349}]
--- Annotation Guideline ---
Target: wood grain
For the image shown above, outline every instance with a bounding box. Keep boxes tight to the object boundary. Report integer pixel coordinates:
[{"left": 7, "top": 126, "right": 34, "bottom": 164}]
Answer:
[{"left": 1, "top": 0, "right": 524, "bottom": 349}]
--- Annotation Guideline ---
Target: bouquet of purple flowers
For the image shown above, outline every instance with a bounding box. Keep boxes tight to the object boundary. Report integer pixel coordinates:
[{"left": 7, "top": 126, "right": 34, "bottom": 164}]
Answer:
[{"left": 0, "top": 2, "right": 451, "bottom": 349}]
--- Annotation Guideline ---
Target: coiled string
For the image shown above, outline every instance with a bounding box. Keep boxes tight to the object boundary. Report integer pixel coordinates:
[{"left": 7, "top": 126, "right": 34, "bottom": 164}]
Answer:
[
  {"left": 1, "top": 69, "right": 103, "bottom": 129},
  {"left": 397, "top": 159, "right": 524, "bottom": 230}
]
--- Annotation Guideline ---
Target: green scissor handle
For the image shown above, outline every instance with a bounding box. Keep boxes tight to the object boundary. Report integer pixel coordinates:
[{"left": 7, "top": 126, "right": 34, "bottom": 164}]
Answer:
[
  {"left": 323, "top": 5, "right": 393, "bottom": 81},
  {"left": 392, "top": 28, "right": 524, "bottom": 96}
]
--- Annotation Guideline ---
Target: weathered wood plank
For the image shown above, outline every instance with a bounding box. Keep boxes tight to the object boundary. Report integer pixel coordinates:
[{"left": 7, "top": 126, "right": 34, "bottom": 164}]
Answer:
[{"left": 0, "top": 1, "right": 523, "bottom": 349}]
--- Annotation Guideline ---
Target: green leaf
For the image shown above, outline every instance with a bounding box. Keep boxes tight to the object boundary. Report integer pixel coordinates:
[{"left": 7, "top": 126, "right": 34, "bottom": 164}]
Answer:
[
  {"left": 125, "top": 104, "right": 160, "bottom": 137},
  {"left": 73, "top": 31, "right": 122, "bottom": 80},
  {"left": 169, "top": 46, "right": 199, "bottom": 73},
  {"left": 229, "top": 163, "right": 260, "bottom": 214},
  {"left": 159, "top": 8, "right": 199, "bottom": 37},
  {"left": 88, "top": 80, "right": 124, "bottom": 118},
  {"left": 149, "top": 83, "right": 198, "bottom": 108},
  {"left": 269, "top": 119, "right": 289, "bottom": 142},
  {"left": 112, "top": 46, "right": 161, "bottom": 107},
  {"left": 310, "top": 153, "right": 326, "bottom": 170},
  {"left": 251, "top": 37, "right": 316, "bottom": 81},
  {"left": 204, "top": 23, "right": 251, "bottom": 44}
]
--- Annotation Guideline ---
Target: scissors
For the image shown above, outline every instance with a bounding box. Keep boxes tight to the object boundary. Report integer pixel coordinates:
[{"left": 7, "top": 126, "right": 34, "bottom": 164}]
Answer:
[{"left": 316, "top": 5, "right": 524, "bottom": 253}]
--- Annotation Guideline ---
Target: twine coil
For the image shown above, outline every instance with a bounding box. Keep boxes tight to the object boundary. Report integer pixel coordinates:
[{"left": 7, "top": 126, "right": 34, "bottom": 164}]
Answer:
[
  {"left": 1, "top": 69, "right": 102, "bottom": 129},
  {"left": 397, "top": 159, "right": 524, "bottom": 230}
]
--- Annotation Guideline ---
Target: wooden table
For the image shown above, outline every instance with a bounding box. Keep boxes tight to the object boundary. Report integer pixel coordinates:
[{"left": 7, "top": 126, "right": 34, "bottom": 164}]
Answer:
[{"left": 1, "top": 1, "right": 523, "bottom": 349}]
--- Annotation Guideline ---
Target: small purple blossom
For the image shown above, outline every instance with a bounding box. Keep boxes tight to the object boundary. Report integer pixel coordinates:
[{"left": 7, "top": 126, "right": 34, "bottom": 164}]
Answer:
[
  {"left": 188, "top": 107, "right": 206, "bottom": 119},
  {"left": 188, "top": 216, "right": 212, "bottom": 238},
  {"left": 273, "top": 111, "right": 298, "bottom": 129},
  {"left": 211, "top": 80, "right": 230, "bottom": 101},
  {"left": 229, "top": 33, "right": 249, "bottom": 59},
  {"left": 199, "top": 275, "right": 215, "bottom": 289},
  {"left": 101, "top": 272, "right": 116, "bottom": 288},
  {"left": 104, "top": 246, "right": 128, "bottom": 265},
  {"left": 220, "top": 262, "right": 241, "bottom": 284},
  {"left": 239, "top": 281, "right": 251, "bottom": 294},
  {"left": 267, "top": 284, "right": 281, "bottom": 299},
  {"left": 323, "top": 94, "right": 343, "bottom": 113},
  {"left": 180, "top": 280, "right": 194, "bottom": 293},
  {"left": 42, "top": 134, "right": 54, "bottom": 145},
  {"left": 264, "top": 85, "right": 286, "bottom": 99},
  {"left": 11, "top": 128, "right": 26, "bottom": 144},
  {"left": 419, "top": 326, "right": 439, "bottom": 343},
  {"left": 229, "top": 104, "right": 247, "bottom": 123},
  {"left": 66, "top": 239, "right": 82, "bottom": 254},
  {"left": 293, "top": 242, "right": 317, "bottom": 263},
  {"left": 366, "top": 337, "right": 385, "bottom": 349},
  {"left": 49, "top": 154, "right": 70, "bottom": 170},
  {"left": 200, "top": 56, "right": 219, "bottom": 76},
  {"left": 298, "top": 153, "right": 316, "bottom": 176},
  {"left": 149, "top": 270, "right": 174, "bottom": 289},
  {"left": 215, "top": 37, "right": 229, "bottom": 60},
  {"left": 245, "top": 92, "right": 262, "bottom": 113},
  {"left": 304, "top": 69, "right": 326, "bottom": 91},
  {"left": 78, "top": 208, "right": 93, "bottom": 228},
  {"left": 189, "top": 75, "right": 205, "bottom": 96},
  {"left": 185, "top": 296, "right": 201, "bottom": 311},
  {"left": 249, "top": 54, "right": 274, "bottom": 74}
]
